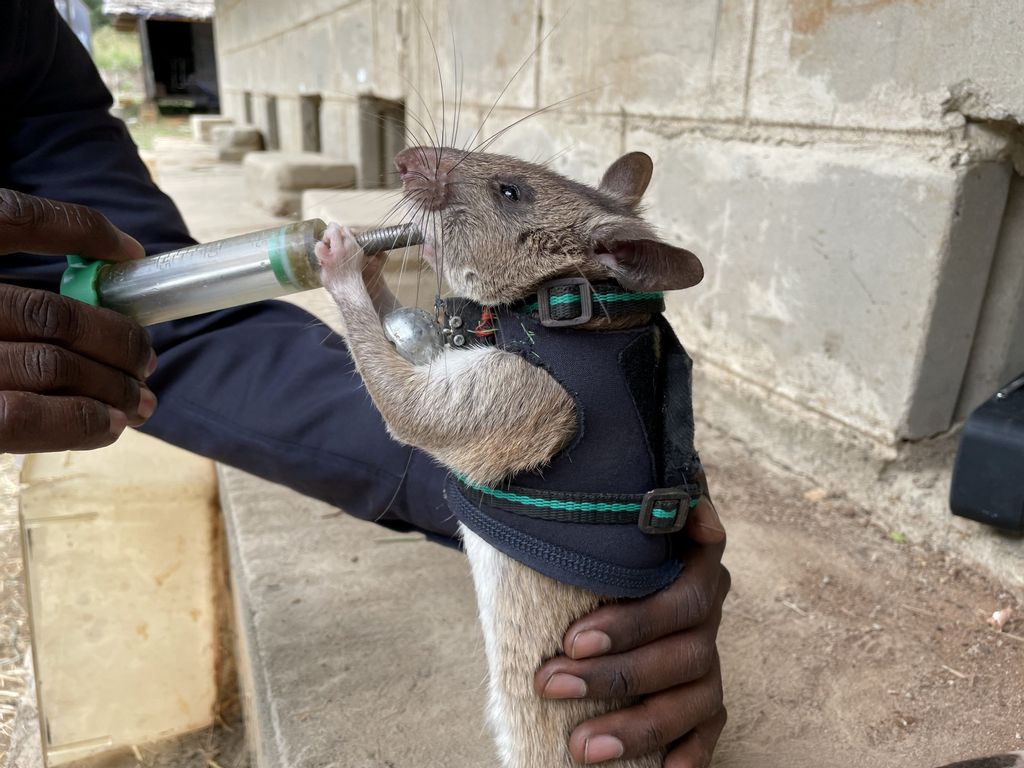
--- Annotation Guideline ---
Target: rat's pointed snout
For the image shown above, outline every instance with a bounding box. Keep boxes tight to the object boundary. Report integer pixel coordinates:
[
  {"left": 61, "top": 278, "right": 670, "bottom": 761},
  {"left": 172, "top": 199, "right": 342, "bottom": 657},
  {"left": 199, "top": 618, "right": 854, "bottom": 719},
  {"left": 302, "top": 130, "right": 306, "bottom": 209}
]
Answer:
[{"left": 394, "top": 147, "right": 463, "bottom": 211}]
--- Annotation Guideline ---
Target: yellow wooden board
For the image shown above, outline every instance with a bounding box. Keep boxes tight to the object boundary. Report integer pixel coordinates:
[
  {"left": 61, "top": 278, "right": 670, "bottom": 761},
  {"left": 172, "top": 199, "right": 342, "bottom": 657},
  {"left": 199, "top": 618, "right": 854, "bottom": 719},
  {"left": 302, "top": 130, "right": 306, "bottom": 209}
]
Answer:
[{"left": 20, "top": 430, "right": 220, "bottom": 765}]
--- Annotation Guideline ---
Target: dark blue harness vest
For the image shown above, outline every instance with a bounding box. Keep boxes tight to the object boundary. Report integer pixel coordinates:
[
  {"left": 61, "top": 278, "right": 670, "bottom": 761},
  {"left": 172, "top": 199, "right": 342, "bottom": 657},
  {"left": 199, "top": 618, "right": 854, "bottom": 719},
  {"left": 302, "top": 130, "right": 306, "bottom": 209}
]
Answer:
[{"left": 442, "top": 284, "right": 702, "bottom": 598}]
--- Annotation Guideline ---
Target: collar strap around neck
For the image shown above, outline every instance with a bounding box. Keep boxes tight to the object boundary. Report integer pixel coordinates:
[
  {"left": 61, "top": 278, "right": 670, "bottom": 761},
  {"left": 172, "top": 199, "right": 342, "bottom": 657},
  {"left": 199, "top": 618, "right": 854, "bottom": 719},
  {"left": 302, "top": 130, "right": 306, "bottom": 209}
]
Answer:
[{"left": 515, "top": 278, "right": 665, "bottom": 328}]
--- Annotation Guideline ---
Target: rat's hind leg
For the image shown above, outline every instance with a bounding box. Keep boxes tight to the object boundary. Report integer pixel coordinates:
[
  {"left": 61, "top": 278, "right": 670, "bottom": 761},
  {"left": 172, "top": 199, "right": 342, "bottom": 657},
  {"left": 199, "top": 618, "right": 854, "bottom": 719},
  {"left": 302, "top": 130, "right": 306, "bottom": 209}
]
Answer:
[{"left": 461, "top": 526, "right": 662, "bottom": 768}]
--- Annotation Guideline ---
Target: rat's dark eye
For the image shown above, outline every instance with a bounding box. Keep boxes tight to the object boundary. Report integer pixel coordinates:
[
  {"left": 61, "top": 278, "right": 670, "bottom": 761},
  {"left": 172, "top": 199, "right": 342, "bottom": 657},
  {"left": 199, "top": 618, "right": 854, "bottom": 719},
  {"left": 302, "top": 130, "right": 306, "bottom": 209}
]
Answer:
[{"left": 499, "top": 183, "right": 521, "bottom": 202}]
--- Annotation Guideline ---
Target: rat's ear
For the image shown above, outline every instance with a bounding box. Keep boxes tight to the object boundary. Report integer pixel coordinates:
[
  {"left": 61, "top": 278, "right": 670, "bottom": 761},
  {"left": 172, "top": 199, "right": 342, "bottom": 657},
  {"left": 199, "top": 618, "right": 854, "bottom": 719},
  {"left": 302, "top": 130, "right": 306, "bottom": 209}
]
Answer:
[
  {"left": 599, "top": 152, "right": 654, "bottom": 207},
  {"left": 590, "top": 220, "right": 703, "bottom": 292}
]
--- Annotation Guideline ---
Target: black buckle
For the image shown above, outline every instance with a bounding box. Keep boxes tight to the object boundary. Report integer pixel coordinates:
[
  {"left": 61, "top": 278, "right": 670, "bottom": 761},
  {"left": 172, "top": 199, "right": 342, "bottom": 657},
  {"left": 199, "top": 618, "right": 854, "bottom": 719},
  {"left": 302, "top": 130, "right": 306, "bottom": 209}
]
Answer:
[
  {"left": 536, "top": 277, "right": 593, "bottom": 328},
  {"left": 638, "top": 488, "right": 692, "bottom": 534}
]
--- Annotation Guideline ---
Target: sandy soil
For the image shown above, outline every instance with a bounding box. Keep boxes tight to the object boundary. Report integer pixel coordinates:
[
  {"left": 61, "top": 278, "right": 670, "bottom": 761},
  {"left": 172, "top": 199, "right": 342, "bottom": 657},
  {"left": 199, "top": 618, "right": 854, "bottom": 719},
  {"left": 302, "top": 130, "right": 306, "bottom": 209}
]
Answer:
[{"left": 704, "top": 425, "right": 1023, "bottom": 768}]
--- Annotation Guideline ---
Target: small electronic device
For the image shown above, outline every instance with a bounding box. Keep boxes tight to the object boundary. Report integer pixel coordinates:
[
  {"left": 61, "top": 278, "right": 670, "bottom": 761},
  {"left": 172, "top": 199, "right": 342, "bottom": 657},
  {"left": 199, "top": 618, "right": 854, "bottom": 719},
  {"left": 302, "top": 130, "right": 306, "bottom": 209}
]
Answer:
[{"left": 950, "top": 372, "right": 1024, "bottom": 532}]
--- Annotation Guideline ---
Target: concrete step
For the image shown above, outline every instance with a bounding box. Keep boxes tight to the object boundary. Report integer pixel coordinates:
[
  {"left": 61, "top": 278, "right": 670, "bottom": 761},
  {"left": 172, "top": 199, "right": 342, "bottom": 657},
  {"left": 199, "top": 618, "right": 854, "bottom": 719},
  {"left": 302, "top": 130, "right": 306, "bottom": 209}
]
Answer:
[
  {"left": 244, "top": 153, "right": 357, "bottom": 216},
  {"left": 218, "top": 465, "right": 494, "bottom": 767}
]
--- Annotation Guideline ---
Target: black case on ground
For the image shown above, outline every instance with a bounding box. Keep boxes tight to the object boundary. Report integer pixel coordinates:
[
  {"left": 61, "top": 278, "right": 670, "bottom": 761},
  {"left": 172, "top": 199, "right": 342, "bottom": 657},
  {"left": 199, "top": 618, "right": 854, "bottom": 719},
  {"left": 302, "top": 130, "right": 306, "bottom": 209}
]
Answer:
[{"left": 950, "top": 373, "right": 1024, "bottom": 532}]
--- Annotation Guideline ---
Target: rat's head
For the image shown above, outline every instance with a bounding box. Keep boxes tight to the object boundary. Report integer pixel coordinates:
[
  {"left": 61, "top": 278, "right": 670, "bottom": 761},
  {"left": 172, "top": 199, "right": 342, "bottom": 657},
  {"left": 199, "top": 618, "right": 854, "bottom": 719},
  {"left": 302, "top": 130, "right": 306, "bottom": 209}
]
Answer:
[{"left": 395, "top": 146, "right": 702, "bottom": 305}]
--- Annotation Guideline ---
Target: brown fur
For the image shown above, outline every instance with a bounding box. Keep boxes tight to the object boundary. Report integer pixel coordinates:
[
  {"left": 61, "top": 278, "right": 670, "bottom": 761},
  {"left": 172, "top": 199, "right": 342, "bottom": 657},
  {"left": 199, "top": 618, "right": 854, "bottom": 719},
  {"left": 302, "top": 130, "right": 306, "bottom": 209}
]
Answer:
[{"left": 318, "top": 146, "right": 701, "bottom": 767}]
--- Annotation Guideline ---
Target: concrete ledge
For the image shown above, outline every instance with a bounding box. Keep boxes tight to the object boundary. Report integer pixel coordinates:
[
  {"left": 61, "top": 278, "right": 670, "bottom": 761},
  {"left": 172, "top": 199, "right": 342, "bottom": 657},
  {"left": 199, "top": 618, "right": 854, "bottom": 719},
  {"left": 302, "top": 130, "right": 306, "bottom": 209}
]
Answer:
[
  {"left": 217, "top": 465, "right": 493, "bottom": 767},
  {"left": 689, "top": 354, "right": 1024, "bottom": 599},
  {"left": 213, "top": 124, "right": 264, "bottom": 163},
  {"left": 302, "top": 188, "right": 404, "bottom": 228},
  {"left": 244, "top": 153, "right": 356, "bottom": 216},
  {"left": 18, "top": 430, "right": 225, "bottom": 764},
  {"left": 191, "top": 115, "right": 234, "bottom": 142}
]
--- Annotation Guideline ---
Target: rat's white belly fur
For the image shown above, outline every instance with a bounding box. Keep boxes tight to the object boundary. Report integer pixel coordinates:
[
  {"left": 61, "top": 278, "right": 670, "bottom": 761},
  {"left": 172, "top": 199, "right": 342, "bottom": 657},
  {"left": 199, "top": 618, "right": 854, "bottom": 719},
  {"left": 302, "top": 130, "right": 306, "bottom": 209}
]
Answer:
[{"left": 462, "top": 526, "right": 662, "bottom": 768}]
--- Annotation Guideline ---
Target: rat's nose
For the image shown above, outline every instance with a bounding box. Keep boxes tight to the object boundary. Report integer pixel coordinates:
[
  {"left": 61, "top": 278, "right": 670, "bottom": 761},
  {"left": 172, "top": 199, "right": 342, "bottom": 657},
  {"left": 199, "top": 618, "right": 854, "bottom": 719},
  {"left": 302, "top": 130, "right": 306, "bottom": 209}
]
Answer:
[{"left": 394, "top": 147, "right": 462, "bottom": 211}]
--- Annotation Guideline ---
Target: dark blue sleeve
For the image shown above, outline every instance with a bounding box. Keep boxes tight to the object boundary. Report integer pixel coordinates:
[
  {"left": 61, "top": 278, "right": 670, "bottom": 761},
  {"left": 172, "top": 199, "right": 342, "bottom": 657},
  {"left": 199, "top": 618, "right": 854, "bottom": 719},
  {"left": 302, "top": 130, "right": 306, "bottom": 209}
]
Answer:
[{"left": 0, "top": 0, "right": 455, "bottom": 539}]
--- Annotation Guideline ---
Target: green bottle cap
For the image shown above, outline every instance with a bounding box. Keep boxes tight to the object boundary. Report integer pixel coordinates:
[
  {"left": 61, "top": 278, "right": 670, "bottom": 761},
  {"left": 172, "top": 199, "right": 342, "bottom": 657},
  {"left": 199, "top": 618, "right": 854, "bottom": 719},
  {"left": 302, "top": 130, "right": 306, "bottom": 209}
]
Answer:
[{"left": 60, "top": 255, "right": 105, "bottom": 306}]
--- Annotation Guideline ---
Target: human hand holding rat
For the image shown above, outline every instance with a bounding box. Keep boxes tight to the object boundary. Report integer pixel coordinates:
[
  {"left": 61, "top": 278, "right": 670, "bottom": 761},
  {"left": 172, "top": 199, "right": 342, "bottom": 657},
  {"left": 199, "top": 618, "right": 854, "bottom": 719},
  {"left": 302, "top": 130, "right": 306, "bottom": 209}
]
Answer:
[{"left": 537, "top": 490, "right": 728, "bottom": 767}]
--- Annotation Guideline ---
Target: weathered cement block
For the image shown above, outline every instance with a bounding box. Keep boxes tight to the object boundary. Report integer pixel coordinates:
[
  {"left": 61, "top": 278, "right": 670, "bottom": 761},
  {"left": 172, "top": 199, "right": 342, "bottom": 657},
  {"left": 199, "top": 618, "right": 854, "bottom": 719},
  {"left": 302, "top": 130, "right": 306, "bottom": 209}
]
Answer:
[
  {"left": 275, "top": 95, "right": 303, "bottom": 153},
  {"left": 479, "top": 106, "right": 625, "bottom": 184},
  {"left": 955, "top": 175, "right": 1024, "bottom": 418},
  {"left": 190, "top": 114, "right": 233, "bottom": 142},
  {"left": 212, "top": 124, "right": 264, "bottom": 162},
  {"left": 749, "top": 0, "right": 1024, "bottom": 131},
  {"left": 369, "top": 0, "right": 409, "bottom": 101},
  {"left": 302, "top": 189, "right": 403, "bottom": 228},
  {"left": 219, "top": 90, "right": 247, "bottom": 126},
  {"left": 244, "top": 152, "right": 357, "bottom": 216},
  {"left": 628, "top": 124, "right": 1009, "bottom": 442},
  {"left": 245, "top": 151, "right": 357, "bottom": 190},
  {"left": 249, "top": 93, "right": 273, "bottom": 146},
  {"left": 319, "top": 97, "right": 360, "bottom": 161},
  {"left": 431, "top": 0, "right": 539, "bottom": 111},
  {"left": 541, "top": 0, "right": 752, "bottom": 120},
  {"left": 322, "top": 2, "right": 376, "bottom": 96}
]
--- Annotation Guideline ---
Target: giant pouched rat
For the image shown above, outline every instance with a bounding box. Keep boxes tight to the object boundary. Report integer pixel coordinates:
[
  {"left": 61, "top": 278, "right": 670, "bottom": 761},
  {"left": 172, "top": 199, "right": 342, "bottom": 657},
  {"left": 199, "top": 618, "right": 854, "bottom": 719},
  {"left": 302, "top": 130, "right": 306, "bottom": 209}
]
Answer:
[
  {"left": 314, "top": 147, "right": 1024, "bottom": 768},
  {"left": 317, "top": 145, "right": 704, "bottom": 768}
]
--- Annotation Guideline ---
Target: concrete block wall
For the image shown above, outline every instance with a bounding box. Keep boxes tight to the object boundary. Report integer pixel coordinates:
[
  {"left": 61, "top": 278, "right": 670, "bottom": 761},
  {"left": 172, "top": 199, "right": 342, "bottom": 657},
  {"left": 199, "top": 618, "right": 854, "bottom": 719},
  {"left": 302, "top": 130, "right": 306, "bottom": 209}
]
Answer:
[{"left": 213, "top": 0, "right": 1024, "bottom": 490}]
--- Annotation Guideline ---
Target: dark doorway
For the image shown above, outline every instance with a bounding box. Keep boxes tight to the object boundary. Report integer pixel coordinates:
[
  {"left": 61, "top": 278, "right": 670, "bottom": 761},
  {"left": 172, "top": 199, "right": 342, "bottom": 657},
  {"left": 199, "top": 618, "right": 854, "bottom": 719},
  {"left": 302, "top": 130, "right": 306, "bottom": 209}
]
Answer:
[
  {"left": 243, "top": 92, "right": 253, "bottom": 124},
  {"left": 300, "top": 95, "right": 322, "bottom": 153},
  {"left": 141, "top": 19, "right": 219, "bottom": 113},
  {"left": 265, "top": 96, "right": 280, "bottom": 151}
]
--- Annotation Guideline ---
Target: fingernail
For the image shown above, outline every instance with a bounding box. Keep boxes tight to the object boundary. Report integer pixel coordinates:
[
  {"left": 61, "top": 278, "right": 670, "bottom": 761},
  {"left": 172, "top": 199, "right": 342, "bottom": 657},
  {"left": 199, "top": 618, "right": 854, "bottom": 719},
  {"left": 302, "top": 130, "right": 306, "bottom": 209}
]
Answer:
[
  {"left": 144, "top": 351, "right": 158, "bottom": 378},
  {"left": 109, "top": 408, "right": 128, "bottom": 436},
  {"left": 584, "top": 735, "right": 624, "bottom": 763},
  {"left": 119, "top": 231, "right": 145, "bottom": 259},
  {"left": 571, "top": 630, "right": 612, "bottom": 659},
  {"left": 541, "top": 673, "right": 587, "bottom": 699},
  {"left": 137, "top": 388, "right": 157, "bottom": 420}
]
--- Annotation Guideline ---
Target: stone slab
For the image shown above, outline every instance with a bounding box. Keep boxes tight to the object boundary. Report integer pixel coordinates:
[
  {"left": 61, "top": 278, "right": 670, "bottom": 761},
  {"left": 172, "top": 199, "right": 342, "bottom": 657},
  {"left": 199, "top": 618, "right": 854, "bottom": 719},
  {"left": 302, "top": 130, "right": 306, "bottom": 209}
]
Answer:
[
  {"left": 213, "top": 124, "right": 263, "bottom": 149},
  {"left": 213, "top": 124, "right": 264, "bottom": 163},
  {"left": 955, "top": 175, "right": 1024, "bottom": 418},
  {"left": 19, "top": 430, "right": 221, "bottom": 765},
  {"left": 244, "top": 153, "right": 355, "bottom": 216},
  {"left": 243, "top": 151, "right": 357, "bottom": 191},
  {"left": 540, "top": 0, "right": 753, "bottom": 121},
  {"left": 191, "top": 115, "right": 234, "bottom": 142},
  {"left": 748, "top": 0, "right": 1024, "bottom": 131},
  {"left": 628, "top": 124, "right": 1009, "bottom": 442},
  {"left": 218, "top": 465, "right": 493, "bottom": 768}
]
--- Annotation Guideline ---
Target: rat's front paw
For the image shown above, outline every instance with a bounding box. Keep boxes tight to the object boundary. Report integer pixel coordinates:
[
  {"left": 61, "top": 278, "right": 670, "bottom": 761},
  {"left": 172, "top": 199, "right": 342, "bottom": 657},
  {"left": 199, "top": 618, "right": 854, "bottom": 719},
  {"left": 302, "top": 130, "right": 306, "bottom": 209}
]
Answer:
[{"left": 316, "top": 222, "right": 364, "bottom": 283}]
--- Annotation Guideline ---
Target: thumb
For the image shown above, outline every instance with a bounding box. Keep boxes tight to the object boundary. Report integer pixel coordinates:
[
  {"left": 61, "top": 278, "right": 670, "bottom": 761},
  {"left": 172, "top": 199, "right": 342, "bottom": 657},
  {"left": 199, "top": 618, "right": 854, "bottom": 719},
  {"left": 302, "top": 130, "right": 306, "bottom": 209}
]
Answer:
[{"left": 685, "top": 495, "right": 726, "bottom": 546}]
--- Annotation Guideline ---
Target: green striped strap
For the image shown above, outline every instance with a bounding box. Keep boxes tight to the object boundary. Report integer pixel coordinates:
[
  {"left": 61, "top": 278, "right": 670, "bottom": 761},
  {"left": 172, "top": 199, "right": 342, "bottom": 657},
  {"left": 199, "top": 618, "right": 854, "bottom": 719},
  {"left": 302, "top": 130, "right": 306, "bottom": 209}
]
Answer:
[
  {"left": 454, "top": 473, "right": 700, "bottom": 529},
  {"left": 521, "top": 290, "right": 665, "bottom": 314}
]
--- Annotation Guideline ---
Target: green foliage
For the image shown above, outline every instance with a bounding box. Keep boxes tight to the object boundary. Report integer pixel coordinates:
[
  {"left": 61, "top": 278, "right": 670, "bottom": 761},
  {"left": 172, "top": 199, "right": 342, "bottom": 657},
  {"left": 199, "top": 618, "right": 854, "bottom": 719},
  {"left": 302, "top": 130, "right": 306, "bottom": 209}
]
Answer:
[
  {"left": 83, "top": 0, "right": 108, "bottom": 29},
  {"left": 92, "top": 26, "right": 141, "bottom": 74},
  {"left": 128, "top": 118, "right": 192, "bottom": 151}
]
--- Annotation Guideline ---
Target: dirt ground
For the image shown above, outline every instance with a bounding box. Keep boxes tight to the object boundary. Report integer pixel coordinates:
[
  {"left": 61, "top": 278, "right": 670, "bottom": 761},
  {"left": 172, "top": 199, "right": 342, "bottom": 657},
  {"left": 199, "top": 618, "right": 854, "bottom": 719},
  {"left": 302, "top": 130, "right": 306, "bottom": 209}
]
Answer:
[
  {"left": 704, "top": 425, "right": 1022, "bottom": 768},
  {"left": 0, "top": 458, "right": 28, "bottom": 760}
]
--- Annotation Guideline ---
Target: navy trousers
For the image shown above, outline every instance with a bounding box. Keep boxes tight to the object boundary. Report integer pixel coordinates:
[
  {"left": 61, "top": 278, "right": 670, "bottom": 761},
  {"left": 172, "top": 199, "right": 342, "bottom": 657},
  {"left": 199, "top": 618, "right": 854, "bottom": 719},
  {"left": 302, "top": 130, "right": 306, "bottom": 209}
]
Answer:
[{"left": 0, "top": 0, "right": 454, "bottom": 541}]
